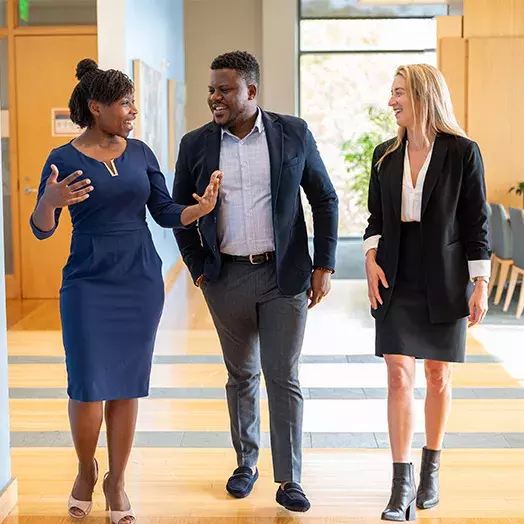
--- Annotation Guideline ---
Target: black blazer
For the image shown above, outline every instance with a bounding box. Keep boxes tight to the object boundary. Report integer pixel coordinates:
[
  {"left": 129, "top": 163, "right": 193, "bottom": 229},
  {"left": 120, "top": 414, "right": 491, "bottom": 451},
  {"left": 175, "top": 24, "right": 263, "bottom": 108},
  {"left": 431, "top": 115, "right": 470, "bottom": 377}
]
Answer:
[
  {"left": 172, "top": 110, "right": 339, "bottom": 295},
  {"left": 364, "top": 133, "right": 490, "bottom": 324}
]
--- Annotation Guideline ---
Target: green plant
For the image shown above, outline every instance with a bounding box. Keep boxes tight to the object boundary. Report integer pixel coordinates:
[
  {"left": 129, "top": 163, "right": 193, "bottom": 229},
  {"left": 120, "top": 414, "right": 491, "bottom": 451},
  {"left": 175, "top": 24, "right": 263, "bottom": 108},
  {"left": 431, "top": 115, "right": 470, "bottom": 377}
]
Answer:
[
  {"left": 509, "top": 182, "right": 524, "bottom": 208},
  {"left": 341, "top": 106, "right": 397, "bottom": 212}
]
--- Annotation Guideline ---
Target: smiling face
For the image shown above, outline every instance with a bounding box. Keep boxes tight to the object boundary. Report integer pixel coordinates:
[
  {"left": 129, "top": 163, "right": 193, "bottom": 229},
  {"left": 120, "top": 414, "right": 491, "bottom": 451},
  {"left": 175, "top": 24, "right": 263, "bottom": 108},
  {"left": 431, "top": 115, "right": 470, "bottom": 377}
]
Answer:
[
  {"left": 90, "top": 92, "right": 138, "bottom": 138},
  {"left": 207, "top": 68, "right": 257, "bottom": 128},
  {"left": 388, "top": 74, "right": 415, "bottom": 129}
]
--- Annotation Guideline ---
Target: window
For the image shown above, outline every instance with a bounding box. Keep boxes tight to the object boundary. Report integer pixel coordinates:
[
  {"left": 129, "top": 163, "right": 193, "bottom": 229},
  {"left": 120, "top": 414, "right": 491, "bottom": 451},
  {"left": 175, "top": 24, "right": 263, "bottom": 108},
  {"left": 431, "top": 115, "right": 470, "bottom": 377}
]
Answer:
[
  {"left": 299, "top": 1, "right": 444, "bottom": 236},
  {"left": 300, "top": 0, "right": 447, "bottom": 19},
  {"left": 18, "top": 0, "right": 96, "bottom": 26}
]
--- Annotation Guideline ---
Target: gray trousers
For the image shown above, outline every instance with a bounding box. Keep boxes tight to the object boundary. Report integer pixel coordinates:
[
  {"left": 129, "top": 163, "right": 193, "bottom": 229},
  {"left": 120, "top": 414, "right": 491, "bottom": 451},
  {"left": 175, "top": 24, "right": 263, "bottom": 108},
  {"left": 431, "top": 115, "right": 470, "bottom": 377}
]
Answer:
[{"left": 201, "top": 259, "right": 307, "bottom": 482}]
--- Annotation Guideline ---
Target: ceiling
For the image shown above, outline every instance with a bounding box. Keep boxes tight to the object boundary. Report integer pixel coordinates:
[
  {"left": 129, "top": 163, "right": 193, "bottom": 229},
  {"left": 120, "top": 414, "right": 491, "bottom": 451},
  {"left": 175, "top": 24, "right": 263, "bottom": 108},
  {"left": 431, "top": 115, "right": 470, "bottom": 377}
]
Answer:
[{"left": 357, "top": 0, "right": 450, "bottom": 4}]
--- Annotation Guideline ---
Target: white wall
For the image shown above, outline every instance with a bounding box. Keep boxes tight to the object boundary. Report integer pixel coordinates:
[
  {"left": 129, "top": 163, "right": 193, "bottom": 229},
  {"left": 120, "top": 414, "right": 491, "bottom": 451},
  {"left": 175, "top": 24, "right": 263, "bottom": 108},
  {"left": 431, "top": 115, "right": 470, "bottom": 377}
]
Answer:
[
  {"left": 97, "top": 0, "right": 185, "bottom": 275},
  {"left": 184, "top": 0, "right": 297, "bottom": 129},
  {"left": 184, "top": 0, "right": 263, "bottom": 130},
  {"left": 261, "top": 0, "right": 298, "bottom": 115}
]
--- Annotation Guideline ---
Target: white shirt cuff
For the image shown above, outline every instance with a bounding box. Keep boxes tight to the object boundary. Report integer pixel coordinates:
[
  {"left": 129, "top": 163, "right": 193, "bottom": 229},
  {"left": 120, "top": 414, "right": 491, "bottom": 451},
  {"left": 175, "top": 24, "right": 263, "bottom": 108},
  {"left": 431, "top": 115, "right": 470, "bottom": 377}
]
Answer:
[
  {"left": 363, "top": 234, "right": 381, "bottom": 255},
  {"left": 468, "top": 259, "right": 491, "bottom": 280}
]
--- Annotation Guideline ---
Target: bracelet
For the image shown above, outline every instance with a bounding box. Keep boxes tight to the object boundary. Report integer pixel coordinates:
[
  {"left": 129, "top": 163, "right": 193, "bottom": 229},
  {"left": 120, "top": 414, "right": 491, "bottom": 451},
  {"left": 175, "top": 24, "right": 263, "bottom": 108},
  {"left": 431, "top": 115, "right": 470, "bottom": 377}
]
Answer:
[{"left": 472, "top": 276, "right": 489, "bottom": 284}]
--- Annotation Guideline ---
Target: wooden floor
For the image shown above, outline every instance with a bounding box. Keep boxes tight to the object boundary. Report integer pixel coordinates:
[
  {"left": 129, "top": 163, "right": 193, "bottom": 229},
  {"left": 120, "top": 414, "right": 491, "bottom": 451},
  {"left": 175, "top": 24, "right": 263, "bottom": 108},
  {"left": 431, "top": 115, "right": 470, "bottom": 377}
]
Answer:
[{"left": 3, "top": 271, "right": 524, "bottom": 523}]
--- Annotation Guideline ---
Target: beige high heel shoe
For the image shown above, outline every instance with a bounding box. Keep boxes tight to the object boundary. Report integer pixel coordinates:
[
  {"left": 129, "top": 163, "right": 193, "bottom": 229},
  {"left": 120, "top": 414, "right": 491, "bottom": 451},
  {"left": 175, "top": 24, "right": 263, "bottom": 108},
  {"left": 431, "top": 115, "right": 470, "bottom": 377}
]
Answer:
[
  {"left": 103, "top": 472, "right": 136, "bottom": 524},
  {"left": 68, "top": 458, "right": 99, "bottom": 520}
]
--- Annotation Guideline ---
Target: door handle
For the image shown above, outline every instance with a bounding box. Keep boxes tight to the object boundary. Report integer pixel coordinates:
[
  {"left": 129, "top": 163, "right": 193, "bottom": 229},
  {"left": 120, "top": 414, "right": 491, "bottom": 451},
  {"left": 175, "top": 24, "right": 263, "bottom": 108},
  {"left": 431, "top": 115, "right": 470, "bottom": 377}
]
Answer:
[{"left": 24, "top": 186, "right": 38, "bottom": 195}]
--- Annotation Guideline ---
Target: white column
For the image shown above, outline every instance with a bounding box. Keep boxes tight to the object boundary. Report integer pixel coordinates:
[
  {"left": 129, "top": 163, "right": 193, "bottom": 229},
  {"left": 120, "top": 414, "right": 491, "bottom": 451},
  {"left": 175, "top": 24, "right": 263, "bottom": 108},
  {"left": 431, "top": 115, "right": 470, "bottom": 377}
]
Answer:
[
  {"left": 0, "top": 88, "right": 15, "bottom": 518},
  {"left": 97, "top": 0, "right": 127, "bottom": 71}
]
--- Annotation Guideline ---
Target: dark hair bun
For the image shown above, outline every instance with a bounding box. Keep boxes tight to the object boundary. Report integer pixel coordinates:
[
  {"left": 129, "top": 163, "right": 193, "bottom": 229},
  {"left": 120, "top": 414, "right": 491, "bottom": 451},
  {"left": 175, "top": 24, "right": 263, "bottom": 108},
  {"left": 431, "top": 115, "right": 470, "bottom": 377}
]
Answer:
[{"left": 76, "top": 58, "right": 98, "bottom": 81}]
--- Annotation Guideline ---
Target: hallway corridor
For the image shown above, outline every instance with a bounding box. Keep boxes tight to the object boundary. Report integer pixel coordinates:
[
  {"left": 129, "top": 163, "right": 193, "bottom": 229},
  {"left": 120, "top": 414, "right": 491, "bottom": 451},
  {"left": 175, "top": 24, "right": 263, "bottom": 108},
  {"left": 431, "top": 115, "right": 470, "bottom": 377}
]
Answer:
[{"left": 4, "top": 272, "right": 524, "bottom": 523}]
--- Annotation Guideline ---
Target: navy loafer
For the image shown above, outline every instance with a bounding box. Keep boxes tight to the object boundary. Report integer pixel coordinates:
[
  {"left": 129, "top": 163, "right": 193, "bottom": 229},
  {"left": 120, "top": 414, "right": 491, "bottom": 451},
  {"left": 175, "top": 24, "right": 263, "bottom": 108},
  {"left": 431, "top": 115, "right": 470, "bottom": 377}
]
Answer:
[
  {"left": 276, "top": 482, "right": 311, "bottom": 512},
  {"left": 226, "top": 466, "right": 259, "bottom": 498}
]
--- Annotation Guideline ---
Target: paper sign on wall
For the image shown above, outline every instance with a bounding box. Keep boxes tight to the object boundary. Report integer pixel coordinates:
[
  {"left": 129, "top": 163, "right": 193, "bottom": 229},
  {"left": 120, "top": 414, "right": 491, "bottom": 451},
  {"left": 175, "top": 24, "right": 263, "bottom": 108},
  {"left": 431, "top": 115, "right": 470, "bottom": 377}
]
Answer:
[{"left": 51, "top": 108, "right": 82, "bottom": 137}]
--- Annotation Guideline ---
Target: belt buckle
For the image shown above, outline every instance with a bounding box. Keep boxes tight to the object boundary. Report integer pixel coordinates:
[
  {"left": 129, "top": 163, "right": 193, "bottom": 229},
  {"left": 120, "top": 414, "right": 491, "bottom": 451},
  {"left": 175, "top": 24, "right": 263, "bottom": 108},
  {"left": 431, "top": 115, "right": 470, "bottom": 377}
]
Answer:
[{"left": 249, "top": 253, "right": 266, "bottom": 265}]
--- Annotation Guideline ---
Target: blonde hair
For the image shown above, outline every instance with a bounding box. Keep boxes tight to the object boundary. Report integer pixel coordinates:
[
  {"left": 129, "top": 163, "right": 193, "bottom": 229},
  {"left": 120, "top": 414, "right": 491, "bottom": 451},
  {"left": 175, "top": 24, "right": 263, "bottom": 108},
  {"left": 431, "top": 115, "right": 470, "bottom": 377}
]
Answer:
[{"left": 377, "top": 64, "right": 466, "bottom": 167}]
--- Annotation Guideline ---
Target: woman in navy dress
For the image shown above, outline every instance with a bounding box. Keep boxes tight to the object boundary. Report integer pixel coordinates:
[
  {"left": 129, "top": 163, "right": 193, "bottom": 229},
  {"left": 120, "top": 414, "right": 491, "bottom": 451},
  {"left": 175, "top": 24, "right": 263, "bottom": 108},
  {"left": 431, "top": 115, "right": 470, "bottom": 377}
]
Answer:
[{"left": 30, "top": 59, "right": 221, "bottom": 524}]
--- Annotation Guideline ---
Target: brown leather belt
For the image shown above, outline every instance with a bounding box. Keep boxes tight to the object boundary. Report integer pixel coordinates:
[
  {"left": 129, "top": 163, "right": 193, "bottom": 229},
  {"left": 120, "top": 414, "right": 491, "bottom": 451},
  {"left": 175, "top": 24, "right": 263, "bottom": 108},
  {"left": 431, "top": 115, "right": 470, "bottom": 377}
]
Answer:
[{"left": 222, "top": 252, "right": 275, "bottom": 265}]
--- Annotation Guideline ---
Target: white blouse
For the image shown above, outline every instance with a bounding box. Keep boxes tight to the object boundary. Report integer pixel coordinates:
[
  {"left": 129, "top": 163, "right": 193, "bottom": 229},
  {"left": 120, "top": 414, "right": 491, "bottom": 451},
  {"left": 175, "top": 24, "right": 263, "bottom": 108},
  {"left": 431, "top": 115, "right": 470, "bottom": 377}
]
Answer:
[
  {"left": 401, "top": 142, "right": 433, "bottom": 222},
  {"left": 363, "top": 143, "right": 490, "bottom": 279}
]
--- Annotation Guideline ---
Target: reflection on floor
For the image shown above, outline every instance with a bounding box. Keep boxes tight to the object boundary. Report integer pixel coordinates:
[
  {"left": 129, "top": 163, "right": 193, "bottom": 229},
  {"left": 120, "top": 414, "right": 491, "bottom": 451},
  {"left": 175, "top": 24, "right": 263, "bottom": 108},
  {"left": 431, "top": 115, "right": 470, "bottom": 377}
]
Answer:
[{"left": 4, "top": 272, "right": 524, "bottom": 522}]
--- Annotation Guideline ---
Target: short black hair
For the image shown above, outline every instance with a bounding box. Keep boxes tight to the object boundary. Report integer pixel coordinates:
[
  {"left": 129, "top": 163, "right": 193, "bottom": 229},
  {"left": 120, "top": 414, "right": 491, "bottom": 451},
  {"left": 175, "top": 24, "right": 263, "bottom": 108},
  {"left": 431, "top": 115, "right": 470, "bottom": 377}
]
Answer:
[
  {"left": 210, "top": 51, "right": 260, "bottom": 86},
  {"left": 69, "top": 58, "right": 134, "bottom": 128}
]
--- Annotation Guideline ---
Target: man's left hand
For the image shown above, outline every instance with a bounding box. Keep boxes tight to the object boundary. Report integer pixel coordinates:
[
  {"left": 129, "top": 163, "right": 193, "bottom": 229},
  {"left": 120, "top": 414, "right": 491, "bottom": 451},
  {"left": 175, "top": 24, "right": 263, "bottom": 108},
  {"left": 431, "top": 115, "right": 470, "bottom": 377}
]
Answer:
[{"left": 307, "top": 269, "right": 332, "bottom": 309}]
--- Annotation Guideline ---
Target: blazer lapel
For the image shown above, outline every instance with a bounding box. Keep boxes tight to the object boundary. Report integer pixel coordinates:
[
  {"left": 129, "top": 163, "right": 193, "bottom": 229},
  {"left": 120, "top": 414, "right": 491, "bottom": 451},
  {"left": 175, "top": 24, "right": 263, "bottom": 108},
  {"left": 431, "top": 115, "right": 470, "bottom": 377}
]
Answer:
[
  {"left": 205, "top": 124, "right": 221, "bottom": 180},
  {"left": 387, "top": 142, "right": 405, "bottom": 222},
  {"left": 204, "top": 123, "right": 222, "bottom": 219},
  {"left": 421, "top": 134, "right": 448, "bottom": 217},
  {"left": 262, "top": 111, "right": 283, "bottom": 208}
]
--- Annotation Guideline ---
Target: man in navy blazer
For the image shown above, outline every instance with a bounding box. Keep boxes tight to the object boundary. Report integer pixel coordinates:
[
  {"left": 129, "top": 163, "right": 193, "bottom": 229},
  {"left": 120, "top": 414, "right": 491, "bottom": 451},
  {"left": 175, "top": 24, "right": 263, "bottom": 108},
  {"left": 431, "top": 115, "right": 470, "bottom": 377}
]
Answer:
[{"left": 173, "top": 51, "right": 338, "bottom": 512}]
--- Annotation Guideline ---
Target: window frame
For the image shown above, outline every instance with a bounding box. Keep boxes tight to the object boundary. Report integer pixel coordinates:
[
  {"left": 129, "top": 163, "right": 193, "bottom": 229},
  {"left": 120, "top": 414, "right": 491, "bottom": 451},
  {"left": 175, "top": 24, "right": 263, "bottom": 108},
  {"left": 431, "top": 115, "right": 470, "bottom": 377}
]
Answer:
[
  {"left": 297, "top": 1, "right": 444, "bottom": 238},
  {"left": 298, "top": 0, "right": 449, "bottom": 20}
]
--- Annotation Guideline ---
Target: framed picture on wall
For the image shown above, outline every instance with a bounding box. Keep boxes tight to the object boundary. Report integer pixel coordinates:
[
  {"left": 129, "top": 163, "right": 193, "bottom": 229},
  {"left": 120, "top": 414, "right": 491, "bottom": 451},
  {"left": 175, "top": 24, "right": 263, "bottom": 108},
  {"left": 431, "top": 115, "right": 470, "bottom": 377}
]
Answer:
[
  {"left": 168, "top": 78, "right": 187, "bottom": 171},
  {"left": 133, "top": 59, "right": 165, "bottom": 164}
]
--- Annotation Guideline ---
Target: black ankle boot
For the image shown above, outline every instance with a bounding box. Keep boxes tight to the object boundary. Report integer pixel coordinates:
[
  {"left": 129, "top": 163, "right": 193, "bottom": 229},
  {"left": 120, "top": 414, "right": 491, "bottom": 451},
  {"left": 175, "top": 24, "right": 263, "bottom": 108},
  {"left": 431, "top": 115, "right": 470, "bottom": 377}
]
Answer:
[
  {"left": 381, "top": 462, "right": 416, "bottom": 521},
  {"left": 416, "top": 447, "right": 441, "bottom": 509}
]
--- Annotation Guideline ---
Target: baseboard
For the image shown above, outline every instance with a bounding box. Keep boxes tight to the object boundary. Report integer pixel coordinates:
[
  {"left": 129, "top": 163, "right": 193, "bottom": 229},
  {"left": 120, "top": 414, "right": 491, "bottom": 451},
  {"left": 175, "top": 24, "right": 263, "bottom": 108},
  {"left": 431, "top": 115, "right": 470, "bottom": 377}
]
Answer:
[
  {"left": 164, "top": 257, "right": 185, "bottom": 293},
  {"left": 0, "top": 477, "right": 17, "bottom": 523}
]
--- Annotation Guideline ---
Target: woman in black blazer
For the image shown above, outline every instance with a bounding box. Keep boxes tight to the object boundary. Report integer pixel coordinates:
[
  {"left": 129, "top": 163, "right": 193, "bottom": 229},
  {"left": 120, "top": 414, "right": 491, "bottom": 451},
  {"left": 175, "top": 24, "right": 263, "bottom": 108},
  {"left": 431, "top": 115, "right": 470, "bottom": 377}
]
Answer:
[{"left": 363, "top": 64, "right": 490, "bottom": 521}]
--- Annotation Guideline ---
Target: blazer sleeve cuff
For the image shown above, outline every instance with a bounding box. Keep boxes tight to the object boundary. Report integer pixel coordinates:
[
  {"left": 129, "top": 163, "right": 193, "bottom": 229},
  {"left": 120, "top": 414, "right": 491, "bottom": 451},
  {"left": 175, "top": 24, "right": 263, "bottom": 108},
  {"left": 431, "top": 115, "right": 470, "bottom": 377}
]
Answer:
[
  {"left": 468, "top": 259, "right": 491, "bottom": 280},
  {"left": 363, "top": 234, "right": 381, "bottom": 255}
]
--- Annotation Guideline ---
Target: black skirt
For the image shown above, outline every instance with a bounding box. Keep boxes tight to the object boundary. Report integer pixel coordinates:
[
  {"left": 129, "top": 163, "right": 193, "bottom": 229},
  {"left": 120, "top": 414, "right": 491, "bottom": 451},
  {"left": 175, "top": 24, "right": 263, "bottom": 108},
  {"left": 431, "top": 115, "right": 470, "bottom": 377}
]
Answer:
[{"left": 376, "top": 222, "right": 467, "bottom": 363}]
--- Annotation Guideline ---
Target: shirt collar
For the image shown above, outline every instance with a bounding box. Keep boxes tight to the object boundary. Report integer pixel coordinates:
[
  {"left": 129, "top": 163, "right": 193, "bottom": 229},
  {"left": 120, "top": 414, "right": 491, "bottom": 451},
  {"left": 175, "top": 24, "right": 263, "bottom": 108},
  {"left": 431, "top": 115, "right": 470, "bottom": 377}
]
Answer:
[{"left": 221, "top": 107, "right": 264, "bottom": 140}]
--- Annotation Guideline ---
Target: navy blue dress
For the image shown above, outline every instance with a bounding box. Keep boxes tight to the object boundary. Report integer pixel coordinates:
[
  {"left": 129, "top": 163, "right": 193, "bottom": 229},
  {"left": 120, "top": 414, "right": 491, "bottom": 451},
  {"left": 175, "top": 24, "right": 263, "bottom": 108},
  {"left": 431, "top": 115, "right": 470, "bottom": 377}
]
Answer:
[{"left": 31, "top": 139, "right": 187, "bottom": 402}]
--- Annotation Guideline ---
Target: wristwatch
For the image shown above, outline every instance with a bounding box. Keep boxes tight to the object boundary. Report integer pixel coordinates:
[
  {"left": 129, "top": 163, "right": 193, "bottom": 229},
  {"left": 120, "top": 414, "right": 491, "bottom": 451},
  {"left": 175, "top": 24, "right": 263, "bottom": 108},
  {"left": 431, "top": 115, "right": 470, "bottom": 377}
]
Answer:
[{"left": 472, "top": 276, "right": 489, "bottom": 284}]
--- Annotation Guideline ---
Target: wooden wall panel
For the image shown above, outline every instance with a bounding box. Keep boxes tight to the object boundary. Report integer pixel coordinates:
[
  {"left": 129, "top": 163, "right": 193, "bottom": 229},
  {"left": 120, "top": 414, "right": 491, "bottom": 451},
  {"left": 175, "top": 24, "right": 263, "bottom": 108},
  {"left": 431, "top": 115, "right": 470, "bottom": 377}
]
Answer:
[
  {"left": 464, "top": 0, "right": 524, "bottom": 38},
  {"left": 468, "top": 37, "right": 524, "bottom": 207},
  {"left": 436, "top": 15, "right": 463, "bottom": 39}
]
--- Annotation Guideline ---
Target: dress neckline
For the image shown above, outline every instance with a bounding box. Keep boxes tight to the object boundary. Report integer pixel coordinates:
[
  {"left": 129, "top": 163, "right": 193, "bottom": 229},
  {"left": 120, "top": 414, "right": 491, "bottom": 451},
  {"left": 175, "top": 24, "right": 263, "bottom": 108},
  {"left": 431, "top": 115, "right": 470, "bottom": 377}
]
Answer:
[{"left": 68, "top": 138, "right": 129, "bottom": 164}]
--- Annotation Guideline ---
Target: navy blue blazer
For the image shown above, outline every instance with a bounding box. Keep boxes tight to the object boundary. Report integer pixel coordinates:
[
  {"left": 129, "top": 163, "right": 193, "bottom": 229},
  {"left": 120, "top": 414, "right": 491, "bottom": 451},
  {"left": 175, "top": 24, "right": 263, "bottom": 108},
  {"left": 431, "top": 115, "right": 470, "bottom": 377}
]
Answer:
[{"left": 172, "top": 110, "right": 338, "bottom": 296}]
